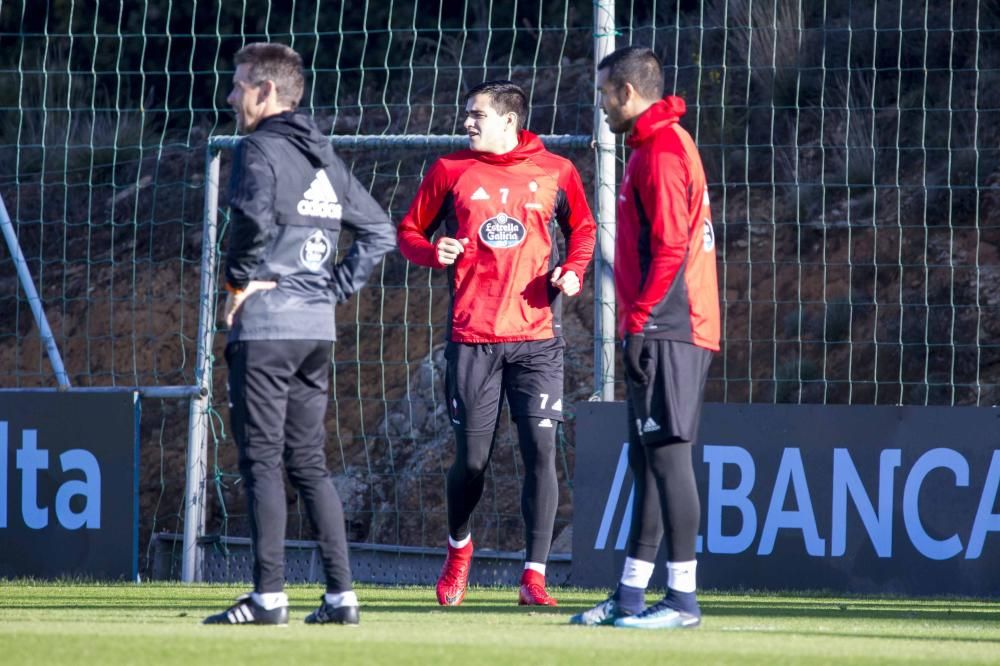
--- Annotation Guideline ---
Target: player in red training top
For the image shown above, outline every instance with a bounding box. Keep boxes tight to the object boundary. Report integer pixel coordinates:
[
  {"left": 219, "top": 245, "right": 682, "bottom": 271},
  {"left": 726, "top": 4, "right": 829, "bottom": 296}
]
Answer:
[
  {"left": 398, "top": 80, "right": 596, "bottom": 607},
  {"left": 571, "top": 46, "right": 719, "bottom": 630}
]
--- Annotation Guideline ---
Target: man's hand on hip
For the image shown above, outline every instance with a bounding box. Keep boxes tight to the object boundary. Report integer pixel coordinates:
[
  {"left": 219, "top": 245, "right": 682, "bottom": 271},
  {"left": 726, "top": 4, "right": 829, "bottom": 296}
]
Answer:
[{"left": 224, "top": 280, "right": 278, "bottom": 327}]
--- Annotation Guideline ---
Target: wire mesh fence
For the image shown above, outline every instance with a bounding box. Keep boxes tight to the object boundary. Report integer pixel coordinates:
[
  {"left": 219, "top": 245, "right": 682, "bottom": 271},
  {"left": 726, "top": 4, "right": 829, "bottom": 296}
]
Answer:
[{"left": 0, "top": 0, "right": 996, "bottom": 578}]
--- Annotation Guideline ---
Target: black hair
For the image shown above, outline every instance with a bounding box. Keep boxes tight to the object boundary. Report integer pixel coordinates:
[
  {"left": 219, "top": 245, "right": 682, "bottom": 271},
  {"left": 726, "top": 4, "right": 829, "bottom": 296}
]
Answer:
[
  {"left": 465, "top": 80, "right": 529, "bottom": 131},
  {"left": 234, "top": 42, "right": 305, "bottom": 109},
  {"left": 597, "top": 46, "right": 664, "bottom": 100}
]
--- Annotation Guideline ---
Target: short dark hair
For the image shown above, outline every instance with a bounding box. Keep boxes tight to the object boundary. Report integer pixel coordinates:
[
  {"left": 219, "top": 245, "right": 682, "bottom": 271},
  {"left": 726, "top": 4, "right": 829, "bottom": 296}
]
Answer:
[
  {"left": 234, "top": 42, "right": 305, "bottom": 109},
  {"left": 465, "top": 80, "right": 529, "bottom": 131},
  {"left": 597, "top": 46, "right": 664, "bottom": 101}
]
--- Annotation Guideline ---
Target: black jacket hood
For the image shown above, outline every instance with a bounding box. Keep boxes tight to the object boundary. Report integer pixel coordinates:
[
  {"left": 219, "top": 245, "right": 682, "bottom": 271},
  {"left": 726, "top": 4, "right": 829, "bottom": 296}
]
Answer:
[{"left": 255, "top": 111, "right": 332, "bottom": 169}]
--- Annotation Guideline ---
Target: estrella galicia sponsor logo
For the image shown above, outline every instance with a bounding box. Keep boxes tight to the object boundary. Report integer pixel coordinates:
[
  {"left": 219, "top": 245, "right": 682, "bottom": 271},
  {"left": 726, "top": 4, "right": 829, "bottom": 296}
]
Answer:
[
  {"left": 478, "top": 213, "right": 526, "bottom": 249},
  {"left": 300, "top": 229, "right": 331, "bottom": 272}
]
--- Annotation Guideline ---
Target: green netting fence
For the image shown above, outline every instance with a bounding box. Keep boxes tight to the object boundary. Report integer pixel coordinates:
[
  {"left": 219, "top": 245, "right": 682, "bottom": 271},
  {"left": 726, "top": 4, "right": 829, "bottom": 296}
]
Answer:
[{"left": 0, "top": 0, "right": 996, "bottom": 581}]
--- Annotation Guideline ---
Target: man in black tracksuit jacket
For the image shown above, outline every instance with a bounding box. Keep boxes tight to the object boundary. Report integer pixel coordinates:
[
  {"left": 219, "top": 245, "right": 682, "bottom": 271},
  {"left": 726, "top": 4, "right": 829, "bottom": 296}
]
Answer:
[{"left": 204, "top": 43, "right": 395, "bottom": 626}]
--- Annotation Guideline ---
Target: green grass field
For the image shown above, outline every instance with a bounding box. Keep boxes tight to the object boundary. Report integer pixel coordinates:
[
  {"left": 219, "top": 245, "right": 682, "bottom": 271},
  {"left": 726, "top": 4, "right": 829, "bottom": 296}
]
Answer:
[{"left": 1, "top": 582, "right": 998, "bottom": 665}]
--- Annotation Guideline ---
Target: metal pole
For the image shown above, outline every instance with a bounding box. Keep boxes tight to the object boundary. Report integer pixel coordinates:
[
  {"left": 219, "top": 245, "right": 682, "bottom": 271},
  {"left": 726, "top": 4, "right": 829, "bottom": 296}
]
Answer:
[
  {"left": 209, "top": 134, "right": 592, "bottom": 152},
  {"left": 181, "top": 145, "right": 222, "bottom": 582},
  {"left": 0, "top": 194, "right": 72, "bottom": 390},
  {"left": 594, "top": 1, "right": 617, "bottom": 401},
  {"left": 0, "top": 385, "right": 203, "bottom": 398}
]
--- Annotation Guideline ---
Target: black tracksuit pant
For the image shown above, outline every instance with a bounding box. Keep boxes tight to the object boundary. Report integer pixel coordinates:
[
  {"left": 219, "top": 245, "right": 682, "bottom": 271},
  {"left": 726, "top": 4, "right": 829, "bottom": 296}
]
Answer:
[{"left": 226, "top": 339, "right": 352, "bottom": 594}]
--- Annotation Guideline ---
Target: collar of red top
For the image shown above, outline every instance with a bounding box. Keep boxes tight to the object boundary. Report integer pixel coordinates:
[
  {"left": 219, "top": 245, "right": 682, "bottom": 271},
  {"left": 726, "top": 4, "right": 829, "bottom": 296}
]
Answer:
[
  {"left": 627, "top": 95, "right": 687, "bottom": 148},
  {"left": 460, "top": 129, "right": 546, "bottom": 164}
]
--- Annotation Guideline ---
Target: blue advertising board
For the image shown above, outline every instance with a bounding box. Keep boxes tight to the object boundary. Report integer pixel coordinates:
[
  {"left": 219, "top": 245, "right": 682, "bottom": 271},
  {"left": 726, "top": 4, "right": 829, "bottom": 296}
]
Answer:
[
  {"left": 0, "top": 392, "right": 139, "bottom": 579},
  {"left": 573, "top": 402, "right": 1000, "bottom": 596}
]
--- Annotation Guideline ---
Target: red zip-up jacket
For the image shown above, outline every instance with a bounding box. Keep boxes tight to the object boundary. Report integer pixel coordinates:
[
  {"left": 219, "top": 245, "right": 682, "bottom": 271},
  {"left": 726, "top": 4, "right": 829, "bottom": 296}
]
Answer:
[
  {"left": 615, "top": 96, "right": 720, "bottom": 351},
  {"left": 398, "top": 130, "right": 596, "bottom": 343}
]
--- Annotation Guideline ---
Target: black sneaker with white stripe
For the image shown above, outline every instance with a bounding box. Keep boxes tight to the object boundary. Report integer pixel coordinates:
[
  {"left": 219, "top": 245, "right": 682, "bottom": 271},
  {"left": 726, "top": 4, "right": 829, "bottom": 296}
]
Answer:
[
  {"left": 304, "top": 597, "right": 360, "bottom": 625},
  {"left": 203, "top": 594, "right": 289, "bottom": 625}
]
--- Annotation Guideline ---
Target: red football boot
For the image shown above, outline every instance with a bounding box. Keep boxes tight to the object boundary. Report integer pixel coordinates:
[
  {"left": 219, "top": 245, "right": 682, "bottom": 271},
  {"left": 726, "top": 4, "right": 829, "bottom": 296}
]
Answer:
[
  {"left": 436, "top": 540, "right": 474, "bottom": 606},
  {"left": 518, "top": 569, "right": 558, "bottom": 606}
]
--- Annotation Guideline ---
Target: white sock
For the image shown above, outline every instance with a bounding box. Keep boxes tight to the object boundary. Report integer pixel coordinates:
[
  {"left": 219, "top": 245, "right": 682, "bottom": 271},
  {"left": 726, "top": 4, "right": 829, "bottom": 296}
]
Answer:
[
  {"left": 449, "top": 534, "right": 471, "bottom": 549},
  {"left": 667, "top": 560, "right": 697, "bottom": 593},
  {"left": 323, "top": 590, "right": 359, "bottom": 608},
  {"left": 524, "top": 562, "right": 546, "bottom": 575},
  {"left": 619, "top": 557, "right": 655, "bottom": 589},
  {"left": 251, "top": 591, "right": 288, "bottom": 610}
]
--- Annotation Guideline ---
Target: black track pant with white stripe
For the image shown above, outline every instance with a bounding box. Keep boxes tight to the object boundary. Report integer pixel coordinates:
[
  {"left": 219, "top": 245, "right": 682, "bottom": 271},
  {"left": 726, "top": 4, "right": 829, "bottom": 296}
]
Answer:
[{"left": 227, "top": 339, "right": 352, "bottom": 594}]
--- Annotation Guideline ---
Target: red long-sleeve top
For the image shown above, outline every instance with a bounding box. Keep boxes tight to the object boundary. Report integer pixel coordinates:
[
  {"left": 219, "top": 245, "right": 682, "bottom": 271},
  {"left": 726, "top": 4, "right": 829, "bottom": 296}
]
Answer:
[
  {"left": 615, "top": 96, "right": 721, "bottom": 351},
  {"left": 398, "top": 130, "right": 596, "bottom": 343}
]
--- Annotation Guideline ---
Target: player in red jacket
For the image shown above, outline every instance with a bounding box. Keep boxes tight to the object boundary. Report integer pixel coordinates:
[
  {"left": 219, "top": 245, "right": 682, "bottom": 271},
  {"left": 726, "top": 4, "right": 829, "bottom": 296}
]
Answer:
[
  {"left": 571, "top": 47, "right": 720, "bottom": 629},
  {"left": 398, "top": 80, "right": 596, "bottom": 607}
]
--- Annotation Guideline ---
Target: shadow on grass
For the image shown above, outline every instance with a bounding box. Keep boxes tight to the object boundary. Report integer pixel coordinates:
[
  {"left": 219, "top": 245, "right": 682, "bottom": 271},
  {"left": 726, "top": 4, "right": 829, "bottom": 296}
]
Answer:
[
  {"left": 702, "top": 599, "right": 999, "bottom": 623},
  {"left": 716, "top": 627, "right": 1000, "bottom": 645},
  {"left": 4, "top": 604, "right": 564, "bottom": 616},
  {"left": 332, "top": 603, "right": 564, "bottom": 615},
  {"left": 9, "top": 591, "right": 997, "bottom": 634}
]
